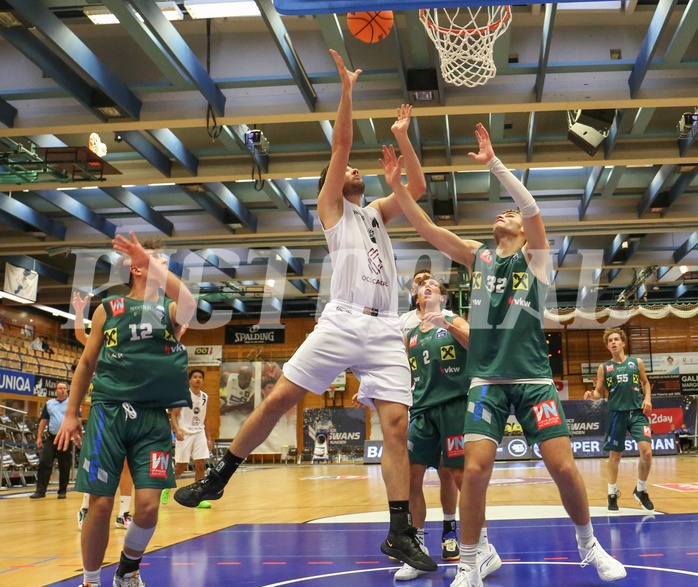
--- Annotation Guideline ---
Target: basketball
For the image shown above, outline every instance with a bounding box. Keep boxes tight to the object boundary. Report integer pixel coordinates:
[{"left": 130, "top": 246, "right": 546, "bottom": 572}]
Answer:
[{"left": 347, "top": 11, "right": 394, "bottom": 44}]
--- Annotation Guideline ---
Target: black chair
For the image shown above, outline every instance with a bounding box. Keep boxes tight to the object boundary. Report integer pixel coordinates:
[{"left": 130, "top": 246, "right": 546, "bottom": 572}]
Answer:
[
  {"left": 328, "top": 446, "right": 339, "bottom": 463},
  {"left": 300, "top": 447, "right": 313, "bottom": 463},
  {"left": 284, "top": 446, "right": 299, "bottom": 464},
  {"left": 340, "top": 445, "right": 355, "bottom": 463}
]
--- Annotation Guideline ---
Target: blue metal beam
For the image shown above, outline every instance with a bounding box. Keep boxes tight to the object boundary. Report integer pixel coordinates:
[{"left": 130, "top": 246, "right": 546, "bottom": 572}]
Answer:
[
  {"left": 273, "top": 180, "right": 314, "bottom": 231},
  {"left": 32, "top": 190, "right": 116, "bottom": 238},
  {"left": 628, "top": 0, "right": 679, "bottom": 98},
  {"left": 0, "top": 209, "right": 33, "bottom": 233},
  {"left": 314, "top": 13, "right": 354, "bottom": 69},
  {"left": 662, "top": 167, "right": 698, "bottom": 216},
  {"left": 0, "top": 97, "right": 16, "bottom": 128},
  {"left": 0, "top": 193, "right": 66, "bottom": 239},
  {"left": 195, "top": 249, "right": 237, "bottom": 280},
  {"left": 663, "top": 0, "right": 698, "bottom": 64},
  {"left": 488, "top": 113, "right": 506, "bottom": 142},
  {"left": 534, "top": 3, "right": 557, "bottom": 102},
  {"left": 289, "top": 279, "right": 306, "bottom": 294},
  {"left": 0, "top": 27, "right": 109, "bottom": 122},
  {"left": 558, "top": 236, "right": 572, "bottom": 268},
  {"left": 678, "top": 131, "right": 697, "bottom": 157},
  {"left": 604, "top": 110, "right": 623, "bottom": 158},
  {"left": 675, "top": 283, "right": 689, "bottom": 298},
  {"left": 629, "top": 108, "right": 655, "bottom": 136},
  {"left": 99, "top": 187, "right": 174, "bottom": 236},
  {"left": 637, "top": 164, "right": 676, "bottom": 217},
  {"left": 255, "top": 0, "right": 317, "bottom": 111},
  {"left": 356, "top": 118, "right": 379, "bottom": 148},
  {"left": 319, "top": 120, "right": 333, "bottom": 146},
  {"left": 204, "top": 183, "right": 257, "bottom": 232},
  {"left": 601, "top": 166, "right": 625, "bottom": 198},
  {"left": 219, "top": 125, "right": 269, "bottom": 173},
  {"left": 449, "top": 173, "right": 459, "bottom": 226},
  {"left": 128, "top": 0, "right": 226, "bottom": 116},
  {"left": 117, "top": 131, "right": 172, "bottom": 177},
  {"left": 0, "top": 255, "right": 68, "bottom": 284},
  {"left": 443, "top": 115, "right": 452, "bottom": 166},
  {"left": 673, "top": 231, "right": 698, "bottom": 264},
  {"left": 607, "top": 267, "right": 621, "bottom": 283},
  {"left": 147, "top": 128, "right": 199, "bottom": 176},
  {"left": 6, "top": 0, "right": 142, "bottom": 120},
  {"left": 656, "top": 266, "right": 671, "bottom": 280},
  {"left": 180, "top": 185, "right": 237, "bottom": 232},
  {"left": 578, "top": 166, "right": 604, "bottom": 220},
  {"left": 275, "top": 246, "right": 304, "bottom": 276},
  {"left": 526, "top": 111, "right": 537, "bottom": 163}
]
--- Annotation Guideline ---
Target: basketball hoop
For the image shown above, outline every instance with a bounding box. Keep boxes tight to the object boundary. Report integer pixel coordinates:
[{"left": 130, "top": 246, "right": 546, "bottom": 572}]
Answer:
[{"left": 419, "top": 6, "right": 512, "bottom": 88}]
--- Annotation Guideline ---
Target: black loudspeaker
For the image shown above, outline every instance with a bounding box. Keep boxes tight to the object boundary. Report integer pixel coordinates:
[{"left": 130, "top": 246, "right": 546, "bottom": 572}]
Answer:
[
  {"left": 407, "top": 69, "right": 440, "bottom": 103},
  {"left": 576, "top": 109, "right": 616, "bottom": 132},
  {"left": 546, "top": 331, "right": 564, "bottom": 375},
  {"left": 568, "top": 122, "right": 606, "bottom": 156}
]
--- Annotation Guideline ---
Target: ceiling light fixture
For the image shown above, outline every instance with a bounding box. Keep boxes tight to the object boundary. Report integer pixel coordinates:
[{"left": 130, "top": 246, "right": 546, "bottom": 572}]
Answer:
[
  {"left": 34, "top": 304, "right": 92, "bottom": 325},
  {"left": 84, "top": 2, "right": 183, "bottom": 25},
  {"left": 184, "top": 1, "right": 261, "bottom": 19},
  {"left": 0, "top": 291, "right": 34, "bottom": 304}
]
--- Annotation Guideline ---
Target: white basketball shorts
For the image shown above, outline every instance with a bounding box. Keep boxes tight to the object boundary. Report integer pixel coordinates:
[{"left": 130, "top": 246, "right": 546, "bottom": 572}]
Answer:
[
  {"left": 174, "top": 430, "right": 210, "bottom": 463},
  {"left": 283, "top": 302, "right": 412, "bottom": 409}
]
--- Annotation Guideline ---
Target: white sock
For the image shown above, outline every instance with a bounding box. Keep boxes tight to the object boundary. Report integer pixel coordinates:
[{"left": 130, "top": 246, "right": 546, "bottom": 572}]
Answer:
[
  {"left": 607, "top": 483, "right": 618, "bottom": 495},
  {"left": 81, "top": 493, "right": 90, "bottom": 509},
  {"left": 575, "top": 521, "right": 594, "bottom": 549},
  {"left": 459, "top": 543, "right": 478, "bottom": 567},
  {"left": 637, "top": 479, "right": 647, "bottom": 492},
  {"left": 443, "top": 513, "right": 456, "bottom": 522},
  {"left": 83, "top": 568, "right": 101, "bottom": 585},
  {"left": 478, "top": 527, "right": 489, "bottom": 550},
  {"left": 119, "top": 495, "right": 132, "bottom": 517}
]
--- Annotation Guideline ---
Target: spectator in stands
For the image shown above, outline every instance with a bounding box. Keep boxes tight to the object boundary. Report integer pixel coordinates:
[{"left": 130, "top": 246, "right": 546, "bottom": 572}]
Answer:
[
  {"left": 30, "top": 382, "right": 72, "bottom": 499},
  {"left": 677, "top": 423, "right": 694, "bottom": 453},
  {"left": 28, "top": 336, "right": 44, "bottom": 351}
]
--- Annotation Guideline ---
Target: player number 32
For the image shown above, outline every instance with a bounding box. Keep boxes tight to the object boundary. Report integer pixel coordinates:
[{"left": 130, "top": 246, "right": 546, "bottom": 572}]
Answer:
[{"left": 485, "top": 275, "right": 507, "bottom": 293}]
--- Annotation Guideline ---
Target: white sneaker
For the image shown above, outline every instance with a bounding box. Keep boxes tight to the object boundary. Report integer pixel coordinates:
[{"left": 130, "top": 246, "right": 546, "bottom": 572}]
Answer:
[
  {"left": 578, "top": 537, "right": 627, "bottom": 582},
  {"left": 113, "top": 570, "right": 146, "bottom": 587},
  {"left": 451, "top": 563, "right": 483, "bottom": 587},
  {"left": 477, "top": 543, "right": 502, "bottom": 579},
  {"left": 395, "top": 563, "right": 426, "bottom": 581}
]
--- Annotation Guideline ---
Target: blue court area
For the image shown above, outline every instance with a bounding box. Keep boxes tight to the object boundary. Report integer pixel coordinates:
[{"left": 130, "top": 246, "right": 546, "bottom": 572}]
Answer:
[{"left": 47, "top": 514, "right": 698, "bottom": 587}]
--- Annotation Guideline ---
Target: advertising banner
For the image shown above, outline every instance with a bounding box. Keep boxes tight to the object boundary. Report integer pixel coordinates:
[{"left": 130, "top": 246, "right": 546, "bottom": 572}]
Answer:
[
  {"left": 225, "top": 324, "right": 285, "bottom": 345},
  {"left": 186, "top": 345, "right": 222, "bottom": 366},
  {"left": 219, "top": 360, "right": 296, "bottom": 453},
  {"left": 33, "top": 375, "right": 70, "bottom": 398},
  {"left": 0, "top": 367, "right": 35, "bottom": 396},
  {"left": 303, "top": 407, "right": 366, "bottom": 449}
]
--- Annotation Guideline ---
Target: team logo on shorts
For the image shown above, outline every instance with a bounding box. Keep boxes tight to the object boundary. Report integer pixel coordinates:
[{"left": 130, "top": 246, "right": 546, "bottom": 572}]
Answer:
[
  {"left": 643, "top": 425, "right": 652, "bottom": 438},
  {"left": 605, "top": 364, "right": 615, "bottom": 372},
  {"left": 150, "top": 452, "right": 170, "bottom": 478},
  {"left": 471, "top": 272, "right": 482, "bottom": 290},
  {"left": 440, "top": 345, "right": 456, "bottom": 360},
  {"left": 409, "top": 334, "right": 419, "bottom": 347},
  {"left": 446, "top": 435, "right": 465, "bottom": 458},
  {"left": 104, "top": 328, "right": 118, "bottom": 347},
  {"left": 532, "top": 400, "right": 562, "bottom": 430},
  {"left": 480, "top": 249, "right": 493, "bottom": 265},
  {"left": 512, "top": 272, "right": 529, "bottom": 291},
  {"left": 109, "top": 297, "right": 125, "bottom": 316}
]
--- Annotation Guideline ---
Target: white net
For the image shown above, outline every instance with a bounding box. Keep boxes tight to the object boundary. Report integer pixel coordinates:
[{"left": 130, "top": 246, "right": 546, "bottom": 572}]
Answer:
[
  {"left": 420, "top": 7, "right": 512, "bottom": 88},
  {"left": 544, "top": 304, "right": 698, "bottom": 323}
]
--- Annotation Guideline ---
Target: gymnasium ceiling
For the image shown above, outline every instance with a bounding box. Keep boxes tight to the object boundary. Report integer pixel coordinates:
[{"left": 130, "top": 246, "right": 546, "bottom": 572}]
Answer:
[{"left": 0, "top": 0, "right": 697, "bottom": 324}]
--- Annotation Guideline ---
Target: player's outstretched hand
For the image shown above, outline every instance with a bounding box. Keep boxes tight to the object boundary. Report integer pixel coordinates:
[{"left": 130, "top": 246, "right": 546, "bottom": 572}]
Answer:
[
  {"left": 379, "top": 144, "right": 404, "bottom": 189},
  {"left": 112, "top": 232, "right": 149, "bottom": 267},
  {"left": 468, "top": 122, "right": 495, "bottom": 165},
  {"left": 71, "top": 291, "right": 88, "bottom": 315},
  {"left": 391, "top": 104, "right": 412, "bottom": 137},
  {"left": 330, "top": 49, "right": 361, "bottom": 87}
]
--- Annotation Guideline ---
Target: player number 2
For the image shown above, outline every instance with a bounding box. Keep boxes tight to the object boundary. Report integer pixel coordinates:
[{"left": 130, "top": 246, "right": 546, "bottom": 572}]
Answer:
[
  {"left": 129, "top": 323, "right": 153, "bottom": 341},
  {"left": 423, "top": 350, "right": 430, "bottom": 365}
]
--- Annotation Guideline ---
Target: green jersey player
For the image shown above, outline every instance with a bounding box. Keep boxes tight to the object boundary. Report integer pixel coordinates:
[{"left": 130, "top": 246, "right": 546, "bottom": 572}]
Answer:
[
  {"left": 585, "top": 328, "right": 653, "bottom": 512},
  {"left": 55, "top": 233, "right": 196, "bottom": 587},
  {"left": 386, "top": 124, "right": 626, "bottom": 587}
]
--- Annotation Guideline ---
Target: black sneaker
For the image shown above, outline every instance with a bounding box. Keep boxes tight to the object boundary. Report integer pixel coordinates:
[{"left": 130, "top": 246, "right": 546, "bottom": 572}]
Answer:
[
  {"left": 174, "top": 473, "right": 226, "bottom": 508},
  {"left": 381, "top": 527, "right": 438, "bottom": 572},
  {"left": 633, "top": 488, "right": 655, "bottom": 511},
  {"left": 29, "top": 492, "right": 46, "bottom": 499},
  {"left": 607, "top": 491, "right": 620, "bottom": 512}
]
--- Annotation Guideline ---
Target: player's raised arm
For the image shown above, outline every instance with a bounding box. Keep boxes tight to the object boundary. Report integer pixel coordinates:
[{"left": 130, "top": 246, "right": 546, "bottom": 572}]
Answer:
[
  {"left": 382, "top": 144, "right": 481, "bottom": 270},
  {"left": 470, "top": 123, "right": 549, "bottom": 279},
  {"left": 317, "top": 49, "right": 362, "bottom": 230},
  {"left": 371, "top": 105, "right": 427, "bottom": 224}
]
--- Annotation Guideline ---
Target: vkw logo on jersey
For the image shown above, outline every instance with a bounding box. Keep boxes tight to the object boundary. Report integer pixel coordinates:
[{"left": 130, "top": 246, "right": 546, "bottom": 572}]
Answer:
[
  {"left": 150, "top": 452, "right": 170, "bottom": 478},
  {"left": 605, "top": 364, "right": 615, "bottom": 372},
  {"left": 446, "top": 435, "right": 465, "bottom": 458},
  {"left": 532, "top": 400, "right": 562, "bottom": 430},
  {"left": 367, "top": 248, "right": 383, "bottom": 274},
  {"left": 109, "top": 297, "right": 125, "bottom": 316},
  {"left": 409, "top": 334, "right": 419, "bottom": 347},
  {"left": 479, "top": 249, "right": 493, "bottom": 265}
]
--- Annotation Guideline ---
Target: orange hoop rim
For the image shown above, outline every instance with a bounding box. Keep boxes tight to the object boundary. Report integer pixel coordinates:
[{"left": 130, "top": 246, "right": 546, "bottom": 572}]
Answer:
[{"left": 419, "top": 6, "right": 511, "bottom": 38}]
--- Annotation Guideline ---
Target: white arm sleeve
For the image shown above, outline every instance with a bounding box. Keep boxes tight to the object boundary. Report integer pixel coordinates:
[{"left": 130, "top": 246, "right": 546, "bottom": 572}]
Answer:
[{"left": 487, "top": 157, "right": 540, "bottom": 218}]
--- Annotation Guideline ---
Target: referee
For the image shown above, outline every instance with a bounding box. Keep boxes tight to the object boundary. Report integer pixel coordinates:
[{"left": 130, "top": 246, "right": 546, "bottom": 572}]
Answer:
[{"left": 30, "top": 382, "right": 72, "bottom": 499}]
